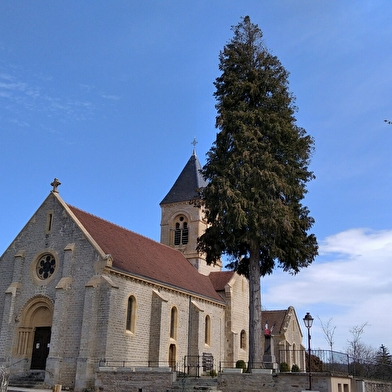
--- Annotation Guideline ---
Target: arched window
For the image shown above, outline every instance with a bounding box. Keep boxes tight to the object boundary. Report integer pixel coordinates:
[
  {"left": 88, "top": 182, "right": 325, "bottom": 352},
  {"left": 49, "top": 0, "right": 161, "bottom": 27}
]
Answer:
[
  {"left": 240, "top": 330, "right": 246, "bottom": 349},
  {"left": 173, "top": 216, "right": 189, "bottom": 245},
  {"left": 292, "top": 343, "right": 297, "bottom": 367},
  {"left": 170, "top": 307, "right": 178, "bottom": 339},
  {"left": 205, "top": 315, "right": 211, "bottom": 345},
  {"left": 126, "top": 296, "right": 136, "bottom": 333},
  {"left": 174, "top": 223, "right": 181, "bottom": 245},
  {"left": 182, "top": 222, "right": 188, "bottom": 243}
]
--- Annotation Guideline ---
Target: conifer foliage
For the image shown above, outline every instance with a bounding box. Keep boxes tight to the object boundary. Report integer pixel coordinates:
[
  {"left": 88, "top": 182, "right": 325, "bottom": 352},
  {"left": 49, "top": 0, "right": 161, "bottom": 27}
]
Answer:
[
  {"left": 197, "top": 16, "right": 318, "bottom": 367},
  {"left": 374, "top": 345, "right": 392, "bottom": 381}
]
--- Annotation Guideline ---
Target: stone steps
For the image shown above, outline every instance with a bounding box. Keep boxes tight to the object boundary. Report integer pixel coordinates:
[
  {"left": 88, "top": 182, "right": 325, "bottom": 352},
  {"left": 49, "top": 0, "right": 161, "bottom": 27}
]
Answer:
[
  {"left": 9, "top": 370, "right": 46, "bottom": 389},
  {"left": 170, "top": 376, "right": 221, "bottom": 392}
]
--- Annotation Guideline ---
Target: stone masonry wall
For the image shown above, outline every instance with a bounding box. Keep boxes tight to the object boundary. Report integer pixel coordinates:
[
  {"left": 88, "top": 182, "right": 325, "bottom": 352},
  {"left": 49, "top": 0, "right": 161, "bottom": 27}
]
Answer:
[
  {"left": 103, "top": 272, "right": 226, "bottom": 370},
  {"left": 159, "top": 201, "right": 221, "bottom": 276},
  {"left": 218, "top": 373, "right": 359, "bottom": 392},
  {"left": 95, "top": 370, "right": 361, "bottom": 392},
  {"left": 218, "top": 372, "right": 329, "bottom": 392},
  {"left": 0, "top": 193, "right": 102, "bottom": 389},
  {"left": 95, "top": 368, "right": 175, "bottom": 392},
  {"left": 363, "top": 380, "right": 392, "bottom": 392},
  {"left": 95, "top": 369, "right": 392, "bottom": 392},
  {"left": 227, "top": 274, "right": 249, "bottom": 364}
]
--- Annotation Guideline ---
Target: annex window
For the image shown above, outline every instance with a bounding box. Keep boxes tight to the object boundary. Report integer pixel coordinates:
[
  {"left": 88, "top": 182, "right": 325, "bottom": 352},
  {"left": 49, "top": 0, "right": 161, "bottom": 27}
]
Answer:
[
  {"left": 173, "top": 216, "right": 189, "bottom": 246},
  {"left": 240, "top": 330, "right": 246, "bottom": 349},
  {"left": 205, "top": 315, "right": 211, "bottom": 346},
  {"left": 170, "top": 307, "right": 178, "bottom": 340},
  {"left": 126, "top": 296, "right": 136, "bottom": 333}
]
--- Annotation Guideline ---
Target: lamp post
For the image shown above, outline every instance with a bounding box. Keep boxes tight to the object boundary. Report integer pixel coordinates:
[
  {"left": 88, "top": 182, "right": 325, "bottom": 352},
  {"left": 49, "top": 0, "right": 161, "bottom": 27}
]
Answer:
[{"left": 303, "top": 312, "right": 314, "bottom": 391}]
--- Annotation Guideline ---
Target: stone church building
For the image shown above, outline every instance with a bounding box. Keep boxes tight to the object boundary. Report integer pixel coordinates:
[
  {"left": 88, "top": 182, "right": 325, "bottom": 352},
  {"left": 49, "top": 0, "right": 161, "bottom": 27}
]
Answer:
[
  {"left": 0, "top": 152, "right": 305, "bottom": 391},
  {"left": 0, "top": 152, "right": 251, "bottom": 390}
]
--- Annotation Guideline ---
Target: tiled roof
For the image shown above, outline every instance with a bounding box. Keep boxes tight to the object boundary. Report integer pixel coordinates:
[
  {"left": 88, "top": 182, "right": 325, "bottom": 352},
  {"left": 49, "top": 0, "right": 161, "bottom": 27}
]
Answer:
[
  {"left": 261, "top": 309, "right": 289, "bottom": 334},
  {"left": 209, "top": 271, "right": 235, "bottom": 291},
  {"left": 68, "top": 205, "right": 223, "bottom": 303},
  {"left": 160, "top": 153, "right": 207, "bottom": 205}
]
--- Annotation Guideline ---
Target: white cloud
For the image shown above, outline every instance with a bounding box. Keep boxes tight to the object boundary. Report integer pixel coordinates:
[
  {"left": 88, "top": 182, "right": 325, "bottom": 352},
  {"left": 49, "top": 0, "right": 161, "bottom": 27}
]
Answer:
[
  {"left": 320, "top": 228, "right": 392, "bottom": 256},
  {"left": 101, "top": 94, "right": 121, "bottom": 100},
  {"left": 0, "top": 81, "right": 27, "bottom": 91},
  {"left": 9, "top": 118, "right": 29, "bottom": 127},
  {"left": 0, "top": 73, "right": 15, "bottom": 82},
  {"left": 0, "top": 66, "right": 121, "bottom": 128},
  {"left": 262, "top": 228, "right": 392, "bottom": 352}
]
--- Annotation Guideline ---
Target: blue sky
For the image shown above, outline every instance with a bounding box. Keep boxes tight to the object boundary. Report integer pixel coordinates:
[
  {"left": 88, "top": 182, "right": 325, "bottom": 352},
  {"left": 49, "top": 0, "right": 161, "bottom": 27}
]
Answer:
[{"left": 1, "top": 1, "right": 392, "bottom": 354}]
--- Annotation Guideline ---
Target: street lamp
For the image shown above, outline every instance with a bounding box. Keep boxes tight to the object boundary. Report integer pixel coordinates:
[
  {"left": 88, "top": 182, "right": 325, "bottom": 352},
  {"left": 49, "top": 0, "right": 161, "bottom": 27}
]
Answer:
[{"left": 303, "top": 312, "right": 314, "bottom": 391}]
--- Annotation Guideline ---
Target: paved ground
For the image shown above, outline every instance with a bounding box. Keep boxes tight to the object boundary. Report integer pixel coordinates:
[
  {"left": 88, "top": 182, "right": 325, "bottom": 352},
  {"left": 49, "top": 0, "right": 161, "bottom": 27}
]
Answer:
[{"left": 8, "top": 388, "right": 52, "bottom": 392}]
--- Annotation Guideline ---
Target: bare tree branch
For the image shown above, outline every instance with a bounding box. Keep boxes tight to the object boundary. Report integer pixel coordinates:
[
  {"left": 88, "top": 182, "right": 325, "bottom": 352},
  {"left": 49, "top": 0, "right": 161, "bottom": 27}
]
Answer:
[{"left": 318, "top": 316, "right": 336, "bottom": 351}]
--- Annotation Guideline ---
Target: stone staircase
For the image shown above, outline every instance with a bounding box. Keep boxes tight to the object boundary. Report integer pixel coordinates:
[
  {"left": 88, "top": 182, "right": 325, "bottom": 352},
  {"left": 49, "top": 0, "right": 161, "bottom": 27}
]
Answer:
[
  {"left": 8, "top": 370, "right": 47, "bottom": 389},
  {"left": 170, "top": 376, "right": 221, "bottom": 392}
]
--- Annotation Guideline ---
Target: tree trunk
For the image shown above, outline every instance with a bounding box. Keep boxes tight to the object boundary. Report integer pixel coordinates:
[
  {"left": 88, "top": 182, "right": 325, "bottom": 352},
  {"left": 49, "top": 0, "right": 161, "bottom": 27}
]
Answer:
[{"left": 248, "top": 241, "right": 262, "bottom": 369}]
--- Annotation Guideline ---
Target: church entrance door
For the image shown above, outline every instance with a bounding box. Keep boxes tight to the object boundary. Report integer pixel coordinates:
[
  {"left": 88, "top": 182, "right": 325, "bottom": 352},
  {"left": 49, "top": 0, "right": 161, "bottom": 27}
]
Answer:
[{"left": 31, "top": 327, "right": 51, "bottom": 370}]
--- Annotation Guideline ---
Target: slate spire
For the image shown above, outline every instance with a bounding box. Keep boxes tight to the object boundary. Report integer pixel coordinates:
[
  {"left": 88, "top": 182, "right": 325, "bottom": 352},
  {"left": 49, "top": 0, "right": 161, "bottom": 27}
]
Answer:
[{"left": 160, "top": 151, "right": 207, "bottom": 205}]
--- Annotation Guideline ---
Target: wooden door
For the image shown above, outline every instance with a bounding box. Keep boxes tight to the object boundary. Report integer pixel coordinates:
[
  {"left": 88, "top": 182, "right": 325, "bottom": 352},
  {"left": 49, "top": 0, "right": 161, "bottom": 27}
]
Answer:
[{"left": 31, "top": 327, "right": 51, "bottom": 370}]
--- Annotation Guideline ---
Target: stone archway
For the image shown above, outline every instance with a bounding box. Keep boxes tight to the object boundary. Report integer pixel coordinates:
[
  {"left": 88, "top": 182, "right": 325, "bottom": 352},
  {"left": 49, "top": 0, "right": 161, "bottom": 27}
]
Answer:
[{"left": 16, "top": 296, "right": 54, "bottom": 370}]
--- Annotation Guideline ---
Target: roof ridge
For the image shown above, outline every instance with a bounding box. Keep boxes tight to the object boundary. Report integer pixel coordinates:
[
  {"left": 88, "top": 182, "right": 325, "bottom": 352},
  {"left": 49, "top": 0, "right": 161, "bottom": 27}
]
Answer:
[
  {"left": 66, "top": 203, "right": 223, "bottom": 302},
  {"left": 67, "top": 204, "right": 157, "bottom": 242},
  {"left": 67, "top": 203, "right": 208, "bottom": 272}
]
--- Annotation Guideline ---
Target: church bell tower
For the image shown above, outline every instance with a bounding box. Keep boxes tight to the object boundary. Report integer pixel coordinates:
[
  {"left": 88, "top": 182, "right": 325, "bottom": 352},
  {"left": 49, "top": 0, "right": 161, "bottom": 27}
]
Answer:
[{"left": 160, "top": 148, "right": 222, "bottom": 275}]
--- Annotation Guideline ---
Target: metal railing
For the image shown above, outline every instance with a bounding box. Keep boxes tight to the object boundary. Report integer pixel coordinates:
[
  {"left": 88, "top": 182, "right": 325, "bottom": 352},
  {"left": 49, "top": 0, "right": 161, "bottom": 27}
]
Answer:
[
  {"left": 218, "top": 361, "right": 266, "bottom": 371},
  {"left": 278, "top": 349, "right": 350, "bottom": 374},
  {"left": 98, "top": 359, "right": 174, "bottom": 369},
  {"left": 310, "top": 350, "right": 350, "bottom": 374},
  {"left": 99, "top": 355, "right": 218, "bottom": 377},
  {"left": 278, "top": 349, "right": 392, "bottom": 381},
  {"left": 99, "top": 350, "right": 392, "bottom": 381}
]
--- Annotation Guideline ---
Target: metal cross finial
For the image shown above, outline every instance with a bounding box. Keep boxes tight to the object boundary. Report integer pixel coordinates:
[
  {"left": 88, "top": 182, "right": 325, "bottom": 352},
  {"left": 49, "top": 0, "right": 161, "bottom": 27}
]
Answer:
[
  {"left": 51, "top": 178, "right": 61, "bottom": 193},
  {"left": 191, "top": 137, "right": 198, "bottom": 155}
]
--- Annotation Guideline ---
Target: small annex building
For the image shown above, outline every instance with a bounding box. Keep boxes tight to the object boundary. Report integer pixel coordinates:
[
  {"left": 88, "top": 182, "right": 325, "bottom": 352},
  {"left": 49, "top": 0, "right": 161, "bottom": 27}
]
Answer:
[
  {"left": 0, "top": 152, "right": 250, "bottom": 391},
  {"left": 262, "top": 306, "right": 306, "bottom": 371}
]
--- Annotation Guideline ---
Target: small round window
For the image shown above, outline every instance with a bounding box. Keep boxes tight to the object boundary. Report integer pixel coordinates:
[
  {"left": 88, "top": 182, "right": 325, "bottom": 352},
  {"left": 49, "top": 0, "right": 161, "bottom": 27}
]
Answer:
[{"left": 36, "top": 253, "right": 56, "bottom": 280}]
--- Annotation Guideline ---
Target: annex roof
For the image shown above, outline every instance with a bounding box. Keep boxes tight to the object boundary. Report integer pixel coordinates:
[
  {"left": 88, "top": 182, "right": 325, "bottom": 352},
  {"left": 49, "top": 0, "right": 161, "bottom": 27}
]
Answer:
[
  {"left": 262, "top": 309, "right": 288, "bottom": 334},
  {"left": 160, "top": 152, "right": 207, "bottom": 205},
  {"left": 262, "top": 306, "right": 302, "bottom": 337},
  {"left": 209, "top": 271, "right": 236, "bottom": 291},
  {"left": 68, "top": 204, "right": 223, "bottom": 303}
]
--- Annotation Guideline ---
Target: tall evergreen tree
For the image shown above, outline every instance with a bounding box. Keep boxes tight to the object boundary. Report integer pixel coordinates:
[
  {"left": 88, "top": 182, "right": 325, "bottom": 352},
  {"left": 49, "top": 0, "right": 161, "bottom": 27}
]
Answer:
[
  {"left": 197, "top": 16, "right": 318, "bottom": 368},
  {"left": 374, "top": 345, "right": 392, "bottom": 380}
]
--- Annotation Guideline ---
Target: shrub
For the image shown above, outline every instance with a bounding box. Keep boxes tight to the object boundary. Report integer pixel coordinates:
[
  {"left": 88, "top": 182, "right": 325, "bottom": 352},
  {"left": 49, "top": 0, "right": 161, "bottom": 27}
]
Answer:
[
  {"left": 291, "top": 364, "right": 300, "bottom": 372},
  {"left": 280, "top": 362, "right": 290, "bottom": 372},
  {"left": 236, "top": 360, "right": 247, "bottom": 370}
]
